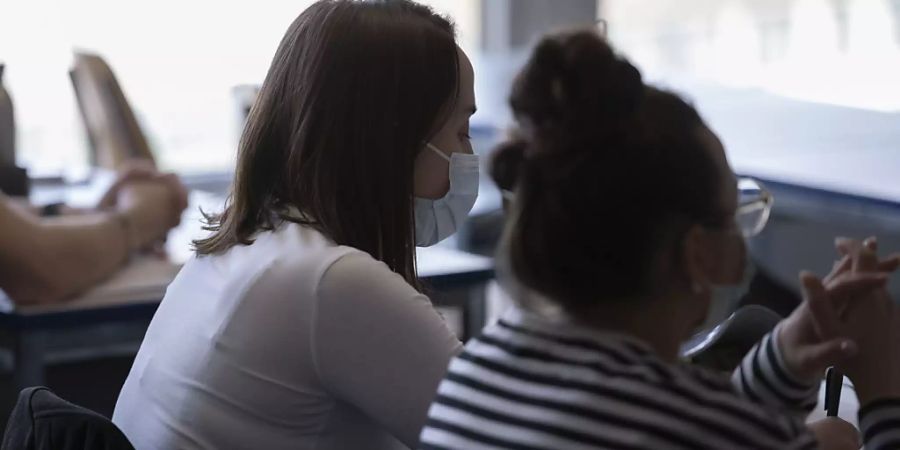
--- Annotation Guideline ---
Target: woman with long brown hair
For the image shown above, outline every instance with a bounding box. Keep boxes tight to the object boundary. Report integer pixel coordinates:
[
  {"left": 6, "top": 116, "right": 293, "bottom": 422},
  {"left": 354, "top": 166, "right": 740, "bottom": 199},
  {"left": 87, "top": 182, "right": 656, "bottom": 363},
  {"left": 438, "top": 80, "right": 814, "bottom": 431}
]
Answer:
[{"left": 113, "top": 1, "right": 477, "bottom": 449}]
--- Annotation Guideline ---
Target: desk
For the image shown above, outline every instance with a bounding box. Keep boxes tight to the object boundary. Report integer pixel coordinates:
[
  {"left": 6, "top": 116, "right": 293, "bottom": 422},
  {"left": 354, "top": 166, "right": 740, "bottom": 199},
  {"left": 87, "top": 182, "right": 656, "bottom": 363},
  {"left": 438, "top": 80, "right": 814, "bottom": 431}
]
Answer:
[{"left": 0, "top": 191, "right": 494, "bottom": 392}]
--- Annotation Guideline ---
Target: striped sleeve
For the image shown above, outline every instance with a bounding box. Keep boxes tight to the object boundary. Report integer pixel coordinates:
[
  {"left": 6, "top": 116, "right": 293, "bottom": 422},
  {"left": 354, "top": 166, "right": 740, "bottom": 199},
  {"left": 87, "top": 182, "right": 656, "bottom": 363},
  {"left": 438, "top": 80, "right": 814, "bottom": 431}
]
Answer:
[
  {"left": 731, "top": 326, "right": 820, "bottom": 415},
  {"left": 421, "top": 335, "right": 818, "bottom": 449},
  {"left": 859, "top": 397, "right": 900, "bottom": 450}
]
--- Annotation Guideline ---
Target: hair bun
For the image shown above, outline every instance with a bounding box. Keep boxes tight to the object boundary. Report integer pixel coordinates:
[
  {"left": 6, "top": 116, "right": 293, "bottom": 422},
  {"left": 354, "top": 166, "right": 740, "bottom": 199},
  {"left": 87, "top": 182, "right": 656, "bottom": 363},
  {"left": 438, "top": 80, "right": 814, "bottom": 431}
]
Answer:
[
  {"left": 490, "top": 137, "right": 527, "bottom": 191},
  {"left": 509, "top": 29, "right": 644, "bottom": 148}
]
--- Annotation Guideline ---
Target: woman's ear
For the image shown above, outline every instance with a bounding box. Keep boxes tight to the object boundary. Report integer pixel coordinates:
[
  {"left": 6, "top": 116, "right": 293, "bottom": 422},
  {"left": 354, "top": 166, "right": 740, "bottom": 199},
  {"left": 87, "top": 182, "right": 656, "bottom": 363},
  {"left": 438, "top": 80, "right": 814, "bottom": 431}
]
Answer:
[{"left": 682, "top": 224, "right": 714, "bottom": 293}]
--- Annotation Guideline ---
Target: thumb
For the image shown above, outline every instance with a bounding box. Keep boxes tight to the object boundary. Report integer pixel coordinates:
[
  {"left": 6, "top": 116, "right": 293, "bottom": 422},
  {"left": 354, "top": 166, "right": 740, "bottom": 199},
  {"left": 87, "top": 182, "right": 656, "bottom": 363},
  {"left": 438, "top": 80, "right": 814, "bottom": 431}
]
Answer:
[{"left": 797, "top": 338, "right": 858, "bottom": 374}]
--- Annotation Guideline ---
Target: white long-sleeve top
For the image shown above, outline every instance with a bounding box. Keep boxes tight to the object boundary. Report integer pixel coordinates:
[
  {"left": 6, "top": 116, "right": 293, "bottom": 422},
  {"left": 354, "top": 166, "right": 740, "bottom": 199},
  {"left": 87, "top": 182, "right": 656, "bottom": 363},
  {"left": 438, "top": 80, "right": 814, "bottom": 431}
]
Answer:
[{"left": 113, "top": 221, "right": 462, "bottom": 450}]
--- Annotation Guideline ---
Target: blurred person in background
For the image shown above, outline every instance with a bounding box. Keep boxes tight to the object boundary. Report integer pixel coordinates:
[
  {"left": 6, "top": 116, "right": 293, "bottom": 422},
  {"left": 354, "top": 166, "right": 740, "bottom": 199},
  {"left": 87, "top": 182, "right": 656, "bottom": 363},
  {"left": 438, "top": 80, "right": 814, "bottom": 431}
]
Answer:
[{"left": 0, "top": 163, "right": 187, "bottom": 305}]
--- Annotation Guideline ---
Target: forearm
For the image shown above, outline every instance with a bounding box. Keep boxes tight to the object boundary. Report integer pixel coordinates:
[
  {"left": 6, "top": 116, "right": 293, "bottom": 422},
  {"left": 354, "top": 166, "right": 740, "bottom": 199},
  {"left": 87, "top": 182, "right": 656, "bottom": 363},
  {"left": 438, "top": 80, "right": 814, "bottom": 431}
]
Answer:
[
  {"left": 7, "top": 197, "right": 90, "bottom": 218},
  {"left": 0, "top": 206, "right": 129, "bottom": 304},
  {"left": 731, "top": 326, "right": 821, "bottom": 415}
]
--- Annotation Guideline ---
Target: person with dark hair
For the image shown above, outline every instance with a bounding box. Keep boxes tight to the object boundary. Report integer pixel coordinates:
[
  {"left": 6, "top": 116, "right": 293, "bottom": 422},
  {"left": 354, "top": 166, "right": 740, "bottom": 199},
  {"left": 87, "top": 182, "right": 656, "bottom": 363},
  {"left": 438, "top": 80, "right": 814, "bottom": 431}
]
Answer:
[
  {"left": 421, "top": 29, "right": 900, "bottom": 449},
  {"left": 112, "top": 1, "right": 478, "bottom": 449}
]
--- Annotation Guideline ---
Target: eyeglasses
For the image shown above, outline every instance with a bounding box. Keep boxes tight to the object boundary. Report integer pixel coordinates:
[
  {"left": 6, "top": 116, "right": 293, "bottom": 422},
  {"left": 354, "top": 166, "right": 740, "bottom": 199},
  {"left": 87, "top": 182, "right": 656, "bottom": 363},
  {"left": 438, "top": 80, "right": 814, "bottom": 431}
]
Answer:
[
  {"left": 498, "top": 177, "right": 773, "bottom": 237},
  {"left": 735, "top": 177, "right": 773, "bottom": 238}
]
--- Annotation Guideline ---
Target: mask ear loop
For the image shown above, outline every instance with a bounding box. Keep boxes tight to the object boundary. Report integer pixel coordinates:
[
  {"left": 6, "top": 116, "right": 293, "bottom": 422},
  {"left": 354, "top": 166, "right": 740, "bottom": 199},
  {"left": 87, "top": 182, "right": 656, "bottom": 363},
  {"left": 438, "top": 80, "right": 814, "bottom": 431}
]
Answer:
[{"left": 426, "top": 143, "right": 452, "bottom": 163}]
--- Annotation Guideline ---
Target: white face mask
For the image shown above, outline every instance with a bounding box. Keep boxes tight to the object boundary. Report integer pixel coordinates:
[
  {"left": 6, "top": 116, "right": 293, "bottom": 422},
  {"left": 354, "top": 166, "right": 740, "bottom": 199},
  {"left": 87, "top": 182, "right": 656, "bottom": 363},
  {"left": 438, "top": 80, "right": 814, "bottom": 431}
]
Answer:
[{"left": 414, "top": 143, "right": 480, "bottom": 247}]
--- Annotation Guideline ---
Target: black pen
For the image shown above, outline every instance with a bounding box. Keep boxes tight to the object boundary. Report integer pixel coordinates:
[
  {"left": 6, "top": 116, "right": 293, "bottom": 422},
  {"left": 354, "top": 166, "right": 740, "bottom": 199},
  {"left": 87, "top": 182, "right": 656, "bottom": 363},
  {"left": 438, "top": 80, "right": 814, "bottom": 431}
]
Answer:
[{"left": 825, "top": 367, "right": 842, "bottom": 417}]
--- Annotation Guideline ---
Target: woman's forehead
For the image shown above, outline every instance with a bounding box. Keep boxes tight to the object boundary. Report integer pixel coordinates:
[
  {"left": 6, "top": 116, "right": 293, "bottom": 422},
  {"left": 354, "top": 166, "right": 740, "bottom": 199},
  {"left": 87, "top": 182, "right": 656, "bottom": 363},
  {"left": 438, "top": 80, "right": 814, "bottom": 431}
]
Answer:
[{"left": 456, "top": 47, "right": 476, "bottom": 114}]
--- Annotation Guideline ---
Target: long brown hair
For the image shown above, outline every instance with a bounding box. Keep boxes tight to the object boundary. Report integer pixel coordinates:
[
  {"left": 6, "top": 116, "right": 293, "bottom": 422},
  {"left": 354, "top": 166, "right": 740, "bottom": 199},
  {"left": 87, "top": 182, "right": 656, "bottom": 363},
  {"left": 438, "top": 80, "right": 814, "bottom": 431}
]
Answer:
[{"left": 195, "top": 0, "right": 459, "bottom": 287}]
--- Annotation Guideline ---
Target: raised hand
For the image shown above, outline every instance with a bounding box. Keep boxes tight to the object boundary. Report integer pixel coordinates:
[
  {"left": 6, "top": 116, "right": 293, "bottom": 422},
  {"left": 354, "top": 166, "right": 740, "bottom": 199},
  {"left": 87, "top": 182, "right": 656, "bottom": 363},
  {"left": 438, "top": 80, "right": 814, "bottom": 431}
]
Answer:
[{"left": 775, "top": 237, "right": 897, "bottom": 384}]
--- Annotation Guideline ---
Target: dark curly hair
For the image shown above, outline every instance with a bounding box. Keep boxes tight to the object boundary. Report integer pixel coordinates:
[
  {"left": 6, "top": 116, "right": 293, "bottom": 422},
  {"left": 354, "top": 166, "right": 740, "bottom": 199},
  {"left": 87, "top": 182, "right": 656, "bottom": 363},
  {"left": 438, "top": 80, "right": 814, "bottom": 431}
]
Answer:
[{"left": 494, "top": 28, "right": 726, "bottom": 310}]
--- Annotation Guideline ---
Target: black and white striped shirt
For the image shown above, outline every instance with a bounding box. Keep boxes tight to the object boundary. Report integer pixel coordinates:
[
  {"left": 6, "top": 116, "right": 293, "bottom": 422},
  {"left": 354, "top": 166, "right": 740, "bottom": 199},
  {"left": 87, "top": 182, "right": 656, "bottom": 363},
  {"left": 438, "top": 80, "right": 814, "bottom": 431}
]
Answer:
[{"left": 420, "top": 308, "right": 900, "bottom": 449}]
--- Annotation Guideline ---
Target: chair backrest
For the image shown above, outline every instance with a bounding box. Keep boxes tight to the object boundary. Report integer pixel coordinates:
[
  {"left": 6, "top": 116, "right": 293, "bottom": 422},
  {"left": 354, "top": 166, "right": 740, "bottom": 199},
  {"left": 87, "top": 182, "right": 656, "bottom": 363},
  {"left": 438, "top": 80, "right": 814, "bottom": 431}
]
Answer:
[
  {"left": 681, "top": 305, "right": 783, "bottom": 372},
  {"left": 1, "top": 387, "right": 134, "bottom": 450},
  {"left": 69, "top": 52, "right": 155, "bottom": 170}
]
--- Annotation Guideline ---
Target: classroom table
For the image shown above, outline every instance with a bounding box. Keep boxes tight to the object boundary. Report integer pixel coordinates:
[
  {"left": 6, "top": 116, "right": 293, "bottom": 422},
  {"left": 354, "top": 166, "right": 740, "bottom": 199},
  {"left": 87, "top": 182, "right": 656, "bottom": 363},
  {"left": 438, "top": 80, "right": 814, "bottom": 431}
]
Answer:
[{"left": 0, "top": 191, "right": 494, "bottom": 392}]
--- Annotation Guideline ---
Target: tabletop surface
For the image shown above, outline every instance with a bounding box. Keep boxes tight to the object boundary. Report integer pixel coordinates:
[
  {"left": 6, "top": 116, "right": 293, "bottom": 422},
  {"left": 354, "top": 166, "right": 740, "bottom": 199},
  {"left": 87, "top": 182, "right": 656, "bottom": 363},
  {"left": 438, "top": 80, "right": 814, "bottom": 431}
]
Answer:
[
  {"left": 688, "top": 82, "right": 900, "bottom": 207},
  {"left": 0, "top": 191, "right": 493, "bottom": 327}
]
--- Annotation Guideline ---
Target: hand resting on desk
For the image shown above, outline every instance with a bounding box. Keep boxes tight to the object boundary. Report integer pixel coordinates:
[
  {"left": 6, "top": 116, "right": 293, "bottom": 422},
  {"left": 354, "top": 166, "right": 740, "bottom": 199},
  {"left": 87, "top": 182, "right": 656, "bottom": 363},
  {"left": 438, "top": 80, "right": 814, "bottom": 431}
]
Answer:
[{"left": 0, "top": 162, "right": 186, "bottom": 305}]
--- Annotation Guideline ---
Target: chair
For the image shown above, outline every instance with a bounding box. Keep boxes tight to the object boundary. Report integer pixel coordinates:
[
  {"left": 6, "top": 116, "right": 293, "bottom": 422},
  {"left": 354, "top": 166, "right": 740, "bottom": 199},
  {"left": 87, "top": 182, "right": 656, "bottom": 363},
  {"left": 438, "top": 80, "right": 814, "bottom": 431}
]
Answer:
[
  {"left": 0, "top": 64, "right": 28, "bottom": 196},
  {"left": 69, "top": 52, "right": 155, "bottom": 170},
  {"left": 681, "top": 305, "right": 783, "bottom": 372},
  {"left": 1, "top": 387, "right": 134, "bottom": 450}
]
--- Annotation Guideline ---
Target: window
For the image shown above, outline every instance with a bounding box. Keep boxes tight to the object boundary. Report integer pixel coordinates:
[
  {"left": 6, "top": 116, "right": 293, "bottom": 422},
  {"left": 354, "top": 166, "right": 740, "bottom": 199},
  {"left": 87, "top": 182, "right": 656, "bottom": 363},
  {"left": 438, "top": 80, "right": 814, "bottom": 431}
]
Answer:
[
  {"left": 601, "top": 0, "right": 900, "bottom": 201},
  {"left": 0, "top": 0, "right": 481, "bottom": 177}
]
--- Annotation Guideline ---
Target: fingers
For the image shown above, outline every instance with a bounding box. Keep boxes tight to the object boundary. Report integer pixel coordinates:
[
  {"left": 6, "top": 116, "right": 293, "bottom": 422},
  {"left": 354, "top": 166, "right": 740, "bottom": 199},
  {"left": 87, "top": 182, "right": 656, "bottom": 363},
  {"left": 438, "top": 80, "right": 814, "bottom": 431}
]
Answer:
[
  {"left": 835, "top": 237, "right": 862, "bottom": 256},
  {"left": 864, "top": 237, "right": 878, "bottom": 251},
  {"left": 108, "top": 170, "right": 188, "bottom": 222},
  {"left": 834, "top": 236, "right": 896, "bottom": 275},
  {"left": 157, "top": 173, "right": 189, "bottom": 212},
  {"left": 877, "top": 253, "right": 900, "bottom": 273},
  {"left": 835, "top": 236, "right": 875, "bottom": 253},
  {"left": 797, "top": 337, "right": 858, "bottom": 374},
  {"left": 802, "top": 271, "right": 842, "bottom": 339},
  {"left": 827, "top": 271, "right": 890, "bottom": 323},
  {"left": 804, "top": 270, "right": 887, "bottom": 339},
  {"left": 855, "top": 241, "right": 879, "bottom": 273},
  {"left": 101, "top": 162, "right": 166, "bottom": 210},
  {"left": 836, "top": 235, "right": 875, "bottom": 252},
  {"left": 826, "top": 271, "right": 889, "bottom": 298},
  {"left": 824, "top": 255, "right": 852, "bottom": 285}
]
